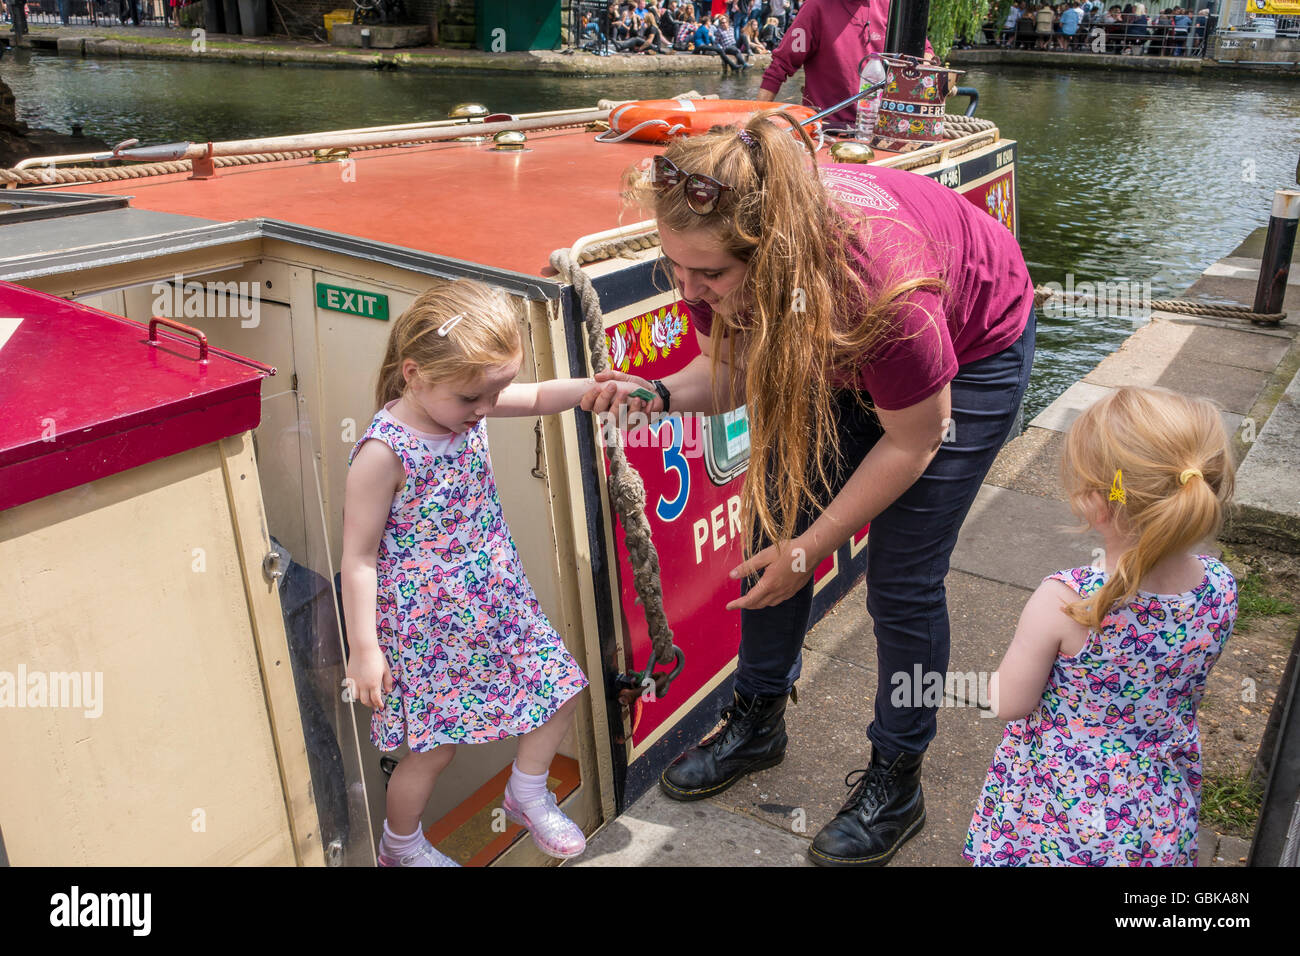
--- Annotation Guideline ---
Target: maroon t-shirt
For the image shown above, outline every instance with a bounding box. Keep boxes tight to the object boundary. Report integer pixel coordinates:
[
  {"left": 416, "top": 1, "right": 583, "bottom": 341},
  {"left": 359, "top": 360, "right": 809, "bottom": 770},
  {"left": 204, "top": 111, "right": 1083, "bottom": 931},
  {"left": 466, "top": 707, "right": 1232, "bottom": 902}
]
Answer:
[{"left": 686, "top": 163, "right": 1034, "bottom": 411}]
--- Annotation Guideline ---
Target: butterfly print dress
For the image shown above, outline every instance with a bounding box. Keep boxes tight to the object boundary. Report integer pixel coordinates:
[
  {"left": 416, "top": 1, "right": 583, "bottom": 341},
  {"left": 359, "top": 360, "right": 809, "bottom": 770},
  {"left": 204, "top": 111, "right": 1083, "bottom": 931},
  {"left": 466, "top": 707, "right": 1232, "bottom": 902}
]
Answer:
[
  {"left": 964, "top": 557, "right": 1237, "bottom": 866},
  {"left": 350, "top": 404, "right": 589, "bottom": 752}
]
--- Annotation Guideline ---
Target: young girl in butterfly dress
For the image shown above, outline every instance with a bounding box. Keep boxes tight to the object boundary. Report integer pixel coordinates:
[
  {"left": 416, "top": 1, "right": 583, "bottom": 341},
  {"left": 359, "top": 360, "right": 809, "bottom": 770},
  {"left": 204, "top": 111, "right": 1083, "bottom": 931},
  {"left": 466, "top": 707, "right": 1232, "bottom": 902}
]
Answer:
[
  {"left": 965, "top": 386, "right": 1238, "bottom": 867},
  {"left": 342, "top": 280, "right": 633, "bottom": 867}
]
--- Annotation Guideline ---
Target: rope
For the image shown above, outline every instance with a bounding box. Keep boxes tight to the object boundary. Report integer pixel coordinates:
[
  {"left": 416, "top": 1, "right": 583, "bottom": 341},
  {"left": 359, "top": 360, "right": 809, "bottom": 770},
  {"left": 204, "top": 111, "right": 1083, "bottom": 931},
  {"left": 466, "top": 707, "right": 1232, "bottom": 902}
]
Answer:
[
  {"left": 0, "top": 150, "right": 316, "bottom": 186},
  {"left": 595, "top": 119, "right": 686, "bottom": 143},
  {"left": 548, "top": 247, "right": 682, "bottom": 696},
  {"left": 0, "top": 116, "right": 605, "bottom": 187},
  {"left": 1033, "top": 284, "right": 1286, "bottom": 326},
  {"left": 940, "top": 114, "right": 997, "bottom": 138},
  {"left": 577, "top": 232, "right": 662, "bottom": 264}
]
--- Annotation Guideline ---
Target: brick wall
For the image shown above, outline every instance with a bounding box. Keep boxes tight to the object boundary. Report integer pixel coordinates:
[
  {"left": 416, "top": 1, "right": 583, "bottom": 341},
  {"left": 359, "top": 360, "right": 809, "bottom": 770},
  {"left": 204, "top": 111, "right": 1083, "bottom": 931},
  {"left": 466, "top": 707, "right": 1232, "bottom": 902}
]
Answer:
[{"left": 270, "top": 0, "right": 573, "bottom": 46}]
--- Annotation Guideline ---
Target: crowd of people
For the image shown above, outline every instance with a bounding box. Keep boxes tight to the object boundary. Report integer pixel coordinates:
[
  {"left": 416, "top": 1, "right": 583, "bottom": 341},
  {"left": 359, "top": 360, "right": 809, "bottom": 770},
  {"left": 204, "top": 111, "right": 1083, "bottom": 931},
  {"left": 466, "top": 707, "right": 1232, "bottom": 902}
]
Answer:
[
  {"left": 2, "top": 0, "right": 184, "bottom": 27},
  {"left": 580, "top": 1, "right": 798, "bottom": 68},
  {"left": 992, "top": 0, "right": 1216, "bottom": 56}
]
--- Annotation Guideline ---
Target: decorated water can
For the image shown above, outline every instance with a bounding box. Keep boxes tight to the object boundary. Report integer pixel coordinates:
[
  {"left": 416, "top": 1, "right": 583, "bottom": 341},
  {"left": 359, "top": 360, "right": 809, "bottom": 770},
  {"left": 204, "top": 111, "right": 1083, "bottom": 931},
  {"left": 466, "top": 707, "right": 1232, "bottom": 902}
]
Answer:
[{"left": 871, "top": 56, "right": 961, "bottom": 153}]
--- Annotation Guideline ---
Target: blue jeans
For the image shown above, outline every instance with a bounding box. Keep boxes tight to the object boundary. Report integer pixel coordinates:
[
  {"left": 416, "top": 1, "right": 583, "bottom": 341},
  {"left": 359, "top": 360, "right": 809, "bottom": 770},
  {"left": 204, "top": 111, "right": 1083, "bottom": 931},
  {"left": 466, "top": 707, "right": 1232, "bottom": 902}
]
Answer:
[{"left": 734, "top": 301, "right": 1037, "bottom": 762}]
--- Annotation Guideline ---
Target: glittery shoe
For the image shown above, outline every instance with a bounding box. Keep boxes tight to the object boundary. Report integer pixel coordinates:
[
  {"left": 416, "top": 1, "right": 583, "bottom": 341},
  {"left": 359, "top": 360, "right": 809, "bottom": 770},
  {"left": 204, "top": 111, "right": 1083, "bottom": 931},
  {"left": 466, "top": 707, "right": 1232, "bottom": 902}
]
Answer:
[
  {"left": 377, "top": 837, "right": 461, "bottom": 867},
  {"left": 502, "top": 789, "right": 586, "bottom": 860}
]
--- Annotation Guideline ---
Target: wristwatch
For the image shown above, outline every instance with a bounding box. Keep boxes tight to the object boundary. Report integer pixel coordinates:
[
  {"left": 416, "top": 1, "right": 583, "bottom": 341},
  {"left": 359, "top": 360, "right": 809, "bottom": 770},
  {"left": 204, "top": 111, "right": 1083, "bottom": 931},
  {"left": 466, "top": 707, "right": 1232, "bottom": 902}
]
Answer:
[{"left": 651, "top": 379, "right": 671, "bottom": 413}]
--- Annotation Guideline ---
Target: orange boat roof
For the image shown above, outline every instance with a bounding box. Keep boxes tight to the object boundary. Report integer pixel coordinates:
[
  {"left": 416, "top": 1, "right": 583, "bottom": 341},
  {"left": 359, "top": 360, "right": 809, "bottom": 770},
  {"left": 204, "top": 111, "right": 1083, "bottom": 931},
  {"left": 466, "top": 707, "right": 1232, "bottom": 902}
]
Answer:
[
  {"left": 52, "top": 124, "right": 904, "bottom": 278},
  {"left": 52, "top": 127, "right": 667, "bottom": 278}
]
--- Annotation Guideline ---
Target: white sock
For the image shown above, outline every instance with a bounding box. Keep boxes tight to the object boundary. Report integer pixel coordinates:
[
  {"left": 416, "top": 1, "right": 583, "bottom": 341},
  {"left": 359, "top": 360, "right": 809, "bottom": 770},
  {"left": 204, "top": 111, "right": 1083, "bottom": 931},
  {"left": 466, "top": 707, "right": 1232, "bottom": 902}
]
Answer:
[
  {"left": 506, "top": 762, "right": 550, "bottom": 805},
  {"left": 381, "top": 819, "right": 426, "bottom": 855}
]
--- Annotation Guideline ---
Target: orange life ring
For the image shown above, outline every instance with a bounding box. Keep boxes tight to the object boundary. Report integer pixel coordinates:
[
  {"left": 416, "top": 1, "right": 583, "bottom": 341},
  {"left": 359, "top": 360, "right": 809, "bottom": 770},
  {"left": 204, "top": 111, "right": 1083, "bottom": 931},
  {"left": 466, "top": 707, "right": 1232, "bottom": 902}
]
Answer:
[{"left": 603, "top": 99, "right": 821, "bottom": 144}]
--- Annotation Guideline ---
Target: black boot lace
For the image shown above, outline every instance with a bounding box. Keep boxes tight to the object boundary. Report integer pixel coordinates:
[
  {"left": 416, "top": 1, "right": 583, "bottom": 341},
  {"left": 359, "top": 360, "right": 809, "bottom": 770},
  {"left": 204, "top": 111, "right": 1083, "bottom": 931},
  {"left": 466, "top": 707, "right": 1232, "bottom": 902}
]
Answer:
[
  {"left": 706, "top": 694, "right": 770, "bottom": 748},
  {"left": 841, "top": 765, "right": 892, "bottom": 815}
]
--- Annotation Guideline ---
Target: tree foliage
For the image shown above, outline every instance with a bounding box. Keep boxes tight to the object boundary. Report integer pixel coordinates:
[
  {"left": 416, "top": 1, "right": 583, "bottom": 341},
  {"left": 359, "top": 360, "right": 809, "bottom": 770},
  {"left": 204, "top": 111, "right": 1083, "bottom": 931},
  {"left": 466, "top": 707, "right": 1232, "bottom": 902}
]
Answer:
[{"left": 927, "top": 0, "right": 1005, "bottom": 58}]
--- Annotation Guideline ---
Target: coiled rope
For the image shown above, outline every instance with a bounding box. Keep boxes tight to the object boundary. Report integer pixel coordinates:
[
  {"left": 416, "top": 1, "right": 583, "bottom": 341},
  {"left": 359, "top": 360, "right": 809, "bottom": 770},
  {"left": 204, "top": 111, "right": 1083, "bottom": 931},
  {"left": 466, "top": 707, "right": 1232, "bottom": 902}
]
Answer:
[
  {"left": 548, "top": 247, "right": 683, "bottom": 698},
  {"left": 1033, "top": 284, "right": 1286, "bottom": 327},
  {"left": 577, "top": 233, "right": 662, "bottom": 264},
  {"left": 941, "top": 114, "right": 997, "bottom": 138}
]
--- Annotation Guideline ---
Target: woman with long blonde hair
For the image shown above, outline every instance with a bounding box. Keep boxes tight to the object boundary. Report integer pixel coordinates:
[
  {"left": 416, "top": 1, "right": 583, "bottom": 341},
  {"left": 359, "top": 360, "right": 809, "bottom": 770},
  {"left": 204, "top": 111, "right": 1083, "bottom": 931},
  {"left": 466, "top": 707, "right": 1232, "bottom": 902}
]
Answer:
[{"left": 581, "top": 112, "right": 1036, "bottom": 866}]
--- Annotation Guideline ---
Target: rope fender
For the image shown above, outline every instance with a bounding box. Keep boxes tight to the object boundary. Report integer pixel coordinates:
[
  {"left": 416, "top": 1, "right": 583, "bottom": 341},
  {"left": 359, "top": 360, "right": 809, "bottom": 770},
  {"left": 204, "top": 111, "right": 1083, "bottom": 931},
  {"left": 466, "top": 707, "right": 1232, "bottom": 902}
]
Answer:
[{"left": 548, "top": 247, "right": 684, "bottom": 702}]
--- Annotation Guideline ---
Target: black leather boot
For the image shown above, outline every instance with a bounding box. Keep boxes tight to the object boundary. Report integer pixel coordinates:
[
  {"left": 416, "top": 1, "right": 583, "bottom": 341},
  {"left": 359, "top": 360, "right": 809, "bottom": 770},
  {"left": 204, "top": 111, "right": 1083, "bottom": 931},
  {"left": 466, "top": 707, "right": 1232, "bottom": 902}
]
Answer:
[
  {"left": 659, "top": 689, "right": 788, "bottom": 801},
  {"left": 808, "top": 748, "right": 925, "bottom": 867}
]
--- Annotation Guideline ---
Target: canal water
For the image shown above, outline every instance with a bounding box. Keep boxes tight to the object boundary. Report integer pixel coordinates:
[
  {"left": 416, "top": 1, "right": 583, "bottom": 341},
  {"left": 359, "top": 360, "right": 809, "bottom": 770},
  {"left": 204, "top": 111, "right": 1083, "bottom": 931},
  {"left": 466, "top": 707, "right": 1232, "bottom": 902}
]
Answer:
[{"left": 4, "top": 49, "right": 1300, "bottom": 420}]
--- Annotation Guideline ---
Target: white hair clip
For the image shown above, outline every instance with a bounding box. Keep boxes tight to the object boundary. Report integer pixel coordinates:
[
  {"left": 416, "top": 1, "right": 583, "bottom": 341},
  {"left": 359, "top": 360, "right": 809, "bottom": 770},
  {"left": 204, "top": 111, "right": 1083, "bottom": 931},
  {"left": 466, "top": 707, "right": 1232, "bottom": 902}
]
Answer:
[{"left": 437, "top": 312, "right": 466, "bottom": 337}]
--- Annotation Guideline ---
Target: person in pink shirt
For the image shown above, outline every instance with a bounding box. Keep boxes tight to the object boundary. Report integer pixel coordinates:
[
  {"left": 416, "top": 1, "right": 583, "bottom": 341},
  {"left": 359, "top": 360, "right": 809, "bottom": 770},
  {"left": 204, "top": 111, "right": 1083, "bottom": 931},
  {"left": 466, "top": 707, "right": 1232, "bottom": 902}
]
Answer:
[
  {"left": 581, "top": 113, "right": 1035, "bottom": 866},
  {"left": 757, "top": 0, "right": 938, "bottom": 128}
]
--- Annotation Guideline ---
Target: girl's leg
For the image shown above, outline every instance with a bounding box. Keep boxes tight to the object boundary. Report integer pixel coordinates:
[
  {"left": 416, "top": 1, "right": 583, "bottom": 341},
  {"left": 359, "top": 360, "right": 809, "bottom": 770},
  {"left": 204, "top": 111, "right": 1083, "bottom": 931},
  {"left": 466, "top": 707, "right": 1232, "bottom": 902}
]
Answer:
[
  {"left": 514, "top": 695, "right": 579, "bottom": 774},
  {"left": 504, "top": 697, "right": 585, "bottom": 857},
  {"left": 385, "top": 744, "right": 456, "bottom": 836}
]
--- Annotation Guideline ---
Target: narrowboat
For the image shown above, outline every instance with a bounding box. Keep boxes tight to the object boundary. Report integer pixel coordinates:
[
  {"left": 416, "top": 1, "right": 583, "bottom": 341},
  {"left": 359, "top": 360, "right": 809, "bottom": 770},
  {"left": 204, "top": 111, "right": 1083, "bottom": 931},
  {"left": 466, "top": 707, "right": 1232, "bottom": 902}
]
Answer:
[{"left": 0, "top": 80, "right": 1021, "bottom": 866}]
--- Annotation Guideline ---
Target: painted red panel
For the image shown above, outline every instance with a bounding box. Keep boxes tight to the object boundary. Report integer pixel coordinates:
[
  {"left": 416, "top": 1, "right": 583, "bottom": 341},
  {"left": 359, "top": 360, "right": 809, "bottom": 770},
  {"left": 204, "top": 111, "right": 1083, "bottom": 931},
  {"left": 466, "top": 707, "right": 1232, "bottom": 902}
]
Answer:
[
  {"left": 597, "top": 302, "right": 747, "bottom": 745},
  {"left": 600, "top": 301, "right": 870, "bottom": 746},
  {"left": 0, "top": 283, "right": 271, "bottom": 509},
  {"left": 960, "top": 168, "right": 1016, "bottom": 235}
]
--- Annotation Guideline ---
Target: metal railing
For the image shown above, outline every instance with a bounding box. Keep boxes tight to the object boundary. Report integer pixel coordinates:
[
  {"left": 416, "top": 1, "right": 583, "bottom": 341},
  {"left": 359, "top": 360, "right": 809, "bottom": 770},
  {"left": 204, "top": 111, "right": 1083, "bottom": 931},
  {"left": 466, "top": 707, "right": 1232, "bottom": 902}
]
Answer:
[
  {"left": 3, "top": 0, "right": 182, "bottom": 28},
  {"left": 983, "top": 14, "right": 1218, "bottom": 57},
  {"left": 570, "top": 0, "right": 612, "bottom": 54}
]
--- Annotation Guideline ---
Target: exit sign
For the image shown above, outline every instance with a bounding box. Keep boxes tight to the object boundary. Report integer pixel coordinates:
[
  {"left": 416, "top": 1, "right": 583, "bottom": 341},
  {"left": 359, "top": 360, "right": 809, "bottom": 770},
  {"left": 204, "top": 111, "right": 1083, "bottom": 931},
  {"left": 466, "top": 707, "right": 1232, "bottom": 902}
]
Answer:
[{"left": 316, "top": 282, "right": 389, "bottom": 320}]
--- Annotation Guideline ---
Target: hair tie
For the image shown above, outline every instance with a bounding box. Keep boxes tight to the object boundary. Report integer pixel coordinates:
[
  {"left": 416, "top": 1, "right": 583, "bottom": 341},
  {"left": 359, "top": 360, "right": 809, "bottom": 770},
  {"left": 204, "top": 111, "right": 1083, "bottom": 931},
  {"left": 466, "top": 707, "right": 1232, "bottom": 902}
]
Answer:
[
  {"left": 1179, "top": 468, "right": 1203, "bottom": 485},
  {"left": 1108, "top": 468, "right": 1126, "bottom": 505},
  {"left": 737, "top": 129, "right": 760, "bottom": 154},
  {"left": 437, "top": 312, "right": 466, "bottom": 337}
]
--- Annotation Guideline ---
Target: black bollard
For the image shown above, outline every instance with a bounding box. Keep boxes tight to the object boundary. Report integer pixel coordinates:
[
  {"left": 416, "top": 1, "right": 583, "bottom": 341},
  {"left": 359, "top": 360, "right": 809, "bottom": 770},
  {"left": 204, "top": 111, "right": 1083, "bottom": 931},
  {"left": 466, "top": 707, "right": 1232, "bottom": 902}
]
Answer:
[{"left": 1252, "top": 189, "right": 1299, "bottom": 323}]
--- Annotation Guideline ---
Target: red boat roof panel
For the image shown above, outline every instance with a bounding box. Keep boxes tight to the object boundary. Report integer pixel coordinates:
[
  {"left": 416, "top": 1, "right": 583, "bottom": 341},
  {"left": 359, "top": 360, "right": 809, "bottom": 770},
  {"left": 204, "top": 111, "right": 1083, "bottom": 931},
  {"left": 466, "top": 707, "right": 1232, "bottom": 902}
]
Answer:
[
  {"left": 0, "top": 283, "right": 271, "bottom": 510},
  {"left": 52, "top": 129, "right": 668, "bottom": 278}
]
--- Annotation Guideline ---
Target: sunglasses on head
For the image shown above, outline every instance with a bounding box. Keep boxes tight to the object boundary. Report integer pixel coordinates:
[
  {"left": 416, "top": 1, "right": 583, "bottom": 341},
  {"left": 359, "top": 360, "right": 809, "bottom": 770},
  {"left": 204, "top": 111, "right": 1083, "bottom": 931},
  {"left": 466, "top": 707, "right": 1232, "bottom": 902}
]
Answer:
[{"left": 651, "top": 155, "right": 734, "bottom": 215}]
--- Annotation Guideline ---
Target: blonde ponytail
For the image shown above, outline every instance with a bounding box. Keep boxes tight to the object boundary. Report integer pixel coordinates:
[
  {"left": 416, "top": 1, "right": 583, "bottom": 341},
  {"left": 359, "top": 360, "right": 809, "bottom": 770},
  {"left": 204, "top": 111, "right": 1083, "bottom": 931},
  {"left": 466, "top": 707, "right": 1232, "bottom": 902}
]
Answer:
[{"left": 1061, "top": 387, "right": 1235, "bottom": 631}]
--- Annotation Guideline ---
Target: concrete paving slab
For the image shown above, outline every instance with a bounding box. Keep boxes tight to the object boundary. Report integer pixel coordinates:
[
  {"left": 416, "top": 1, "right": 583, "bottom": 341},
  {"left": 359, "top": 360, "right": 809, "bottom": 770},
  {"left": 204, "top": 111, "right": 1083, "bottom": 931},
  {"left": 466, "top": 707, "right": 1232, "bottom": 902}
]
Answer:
[
  {"left": 1026, "top": 387, "right": 1242, "bottom": 451},
  {"left": 1205, "top": 833, "right": 1252, "bottom": 867},
  {"left": 702, "top": 644, "right": 878, "bottom": 835},
  {"left": 945, "top": 570, "right": 1034, "bottom": 687},
  {"left": 984, "top": 426, "right": 1071, "bottom": 502},
  {"left": 1167, "top": 322, "right": 1294, "bottom": 372},
  {"left": 1083, "top": 319, "right": 1278, "bottom": 414},
  {"left": 1228, "top": 225, "right": 1300, "bottom": 264},
  {"left": 803, "top": 577, "right": 876, "bottom": 669},
  {"left": 1232, "top": 366, "right": 1300, "bottom": 550},
  {"left": 572, "top": 786, "right": 813, "bottom": 867},
  {"left": 676, "top": 641, "right": 1008, "bottom": 866},
  {"left": 950, "top": 485, "right": 1100, "bottom": 592},
  {"left": 1203, "top": 257, "right": 1300, "bottom": 286},
  {"left": 1029, "top": 380, "right": 1114, "bottom": 432},
  {"left": 1236, "top": 366, "right": 1300, "bottom": 521}
]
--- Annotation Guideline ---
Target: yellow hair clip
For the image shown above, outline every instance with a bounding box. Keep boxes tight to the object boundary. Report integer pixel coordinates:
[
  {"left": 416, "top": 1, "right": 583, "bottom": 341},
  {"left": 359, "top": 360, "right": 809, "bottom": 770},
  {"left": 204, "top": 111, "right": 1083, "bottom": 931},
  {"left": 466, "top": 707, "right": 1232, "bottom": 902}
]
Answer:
[
  {"left": 1108, "top": 468, "right": 1126, "bottom": 505},
  {"left": 1179, "top": 468, "right": 1203, "bottom": 485}
]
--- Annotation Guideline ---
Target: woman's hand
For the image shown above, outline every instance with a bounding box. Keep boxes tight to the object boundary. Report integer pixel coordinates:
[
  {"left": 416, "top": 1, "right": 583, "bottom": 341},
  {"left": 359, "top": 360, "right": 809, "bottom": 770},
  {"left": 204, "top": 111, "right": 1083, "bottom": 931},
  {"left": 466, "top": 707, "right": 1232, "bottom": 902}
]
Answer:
[
  {"left": 578, "top": 369, "right": 663, "bottom": 415},
  {"left": 346, "top": 645, "right": 393, "bottom": 710},
  {"left": 724, "top": 535, "right": 821, "bottom": 611}
]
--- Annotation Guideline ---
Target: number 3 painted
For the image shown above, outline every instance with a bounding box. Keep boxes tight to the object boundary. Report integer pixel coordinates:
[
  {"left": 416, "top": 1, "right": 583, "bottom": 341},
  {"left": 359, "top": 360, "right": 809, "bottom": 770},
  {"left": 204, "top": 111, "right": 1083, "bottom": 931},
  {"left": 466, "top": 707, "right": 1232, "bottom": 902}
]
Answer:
[{"left": 652, "top": 417, "right": 689, "bottom": 522}]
